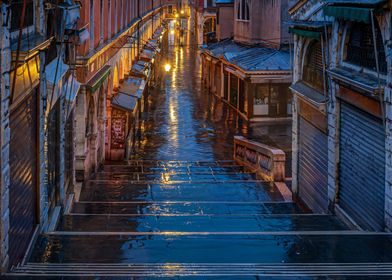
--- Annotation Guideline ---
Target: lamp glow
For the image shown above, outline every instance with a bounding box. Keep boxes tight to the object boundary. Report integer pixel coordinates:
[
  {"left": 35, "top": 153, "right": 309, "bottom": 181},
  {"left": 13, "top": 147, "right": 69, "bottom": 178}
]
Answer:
[
  {"left": 164, "top": 64, "right": 172, "bottom": 72},
  {"left": 170, "top": 30, "right": 175, "bottom": 35},
  {"left": 181, "top": 10, "right": 184, "bottom": 14},
  {"left": 175, "top": 13, "right": 179, "bottom": 18}
]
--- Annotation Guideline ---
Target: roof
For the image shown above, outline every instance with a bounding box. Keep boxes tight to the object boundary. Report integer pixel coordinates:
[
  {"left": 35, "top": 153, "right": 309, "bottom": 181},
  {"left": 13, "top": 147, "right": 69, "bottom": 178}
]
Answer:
[
  {"left": 203, "top": 39, "right": 247, "bottom": 58},
  {"left": 215, "top": 0, "right": 234, "bottom": 4},
  {"left": 203, "top": 40, "right": 291, "bottom": 72},
  {"left": 225, "top": 47, "right": 291, "bottom": 71},
  {"left": 323, "top": 0, "right": 386, "bottom": 7}
]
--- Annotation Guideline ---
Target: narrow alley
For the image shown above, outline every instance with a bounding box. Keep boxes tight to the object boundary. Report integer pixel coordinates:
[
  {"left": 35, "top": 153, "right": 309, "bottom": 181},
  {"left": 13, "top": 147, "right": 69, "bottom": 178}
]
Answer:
[{"left": 7, "top": 21, "right": 392, "bottom": 279}]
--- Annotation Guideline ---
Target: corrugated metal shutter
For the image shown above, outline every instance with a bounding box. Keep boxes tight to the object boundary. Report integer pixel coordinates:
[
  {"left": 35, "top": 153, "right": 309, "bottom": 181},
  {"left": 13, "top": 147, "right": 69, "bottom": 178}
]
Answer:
[
  {"left": 298, "top": 117, "right": 328, "bottom": 213},
  {"left": 47, "top": 102, "right": 60, "bottom": 211},
  {"left": 339, "top": 102, "right": 385, "bottom": 231},
  {"left": 9, "top": 90, "right": 38, "bottom": 267}
]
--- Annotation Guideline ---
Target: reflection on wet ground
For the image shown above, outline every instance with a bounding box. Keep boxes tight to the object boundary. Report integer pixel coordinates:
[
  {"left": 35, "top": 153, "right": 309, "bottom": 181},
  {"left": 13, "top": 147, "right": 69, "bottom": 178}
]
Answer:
[{"left": 9, "top": 27, "right": 392, "bottom": 279}]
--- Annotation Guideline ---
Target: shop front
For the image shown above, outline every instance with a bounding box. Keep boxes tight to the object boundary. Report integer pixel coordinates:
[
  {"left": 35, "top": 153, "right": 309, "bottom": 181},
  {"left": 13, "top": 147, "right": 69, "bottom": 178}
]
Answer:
[{"left": 109, "top": 76, "right": 146, "bottom": 160}]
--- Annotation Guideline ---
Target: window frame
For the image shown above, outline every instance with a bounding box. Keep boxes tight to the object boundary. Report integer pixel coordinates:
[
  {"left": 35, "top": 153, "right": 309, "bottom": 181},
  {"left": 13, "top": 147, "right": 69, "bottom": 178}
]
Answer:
[{"left": 236, "top": 0, "right": 250, "bottom": 21}]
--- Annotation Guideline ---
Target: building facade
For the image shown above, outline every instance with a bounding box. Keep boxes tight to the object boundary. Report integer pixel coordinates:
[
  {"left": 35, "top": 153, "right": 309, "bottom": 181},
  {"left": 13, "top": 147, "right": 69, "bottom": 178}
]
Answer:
[
  {"left": 290, "top": 0, "right": 392, "bottom": 231},
  {"left": 0, "top": 0, "right": 169, "bottom": 272},
  {"left": 201, "top": 0, "right": 294, "bottom": 122}
]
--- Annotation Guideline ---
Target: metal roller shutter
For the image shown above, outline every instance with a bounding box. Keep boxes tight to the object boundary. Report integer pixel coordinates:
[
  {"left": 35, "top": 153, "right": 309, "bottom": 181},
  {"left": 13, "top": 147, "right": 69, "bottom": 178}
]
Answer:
[
  {"left": 339, "top": 102, "right": 385, "bottom": 231},
  {"left": 9, "top": 90, "right": 38, "bottom": 267},
  {"left": 298, "top": 117, "right": 328, "bottom": 213}
]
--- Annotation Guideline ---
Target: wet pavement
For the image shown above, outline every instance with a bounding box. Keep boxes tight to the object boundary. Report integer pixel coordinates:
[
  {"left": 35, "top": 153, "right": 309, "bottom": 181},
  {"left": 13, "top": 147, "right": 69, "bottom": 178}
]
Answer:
[{"left": 7, "top": 24, "right": 392, "bottom": 279}]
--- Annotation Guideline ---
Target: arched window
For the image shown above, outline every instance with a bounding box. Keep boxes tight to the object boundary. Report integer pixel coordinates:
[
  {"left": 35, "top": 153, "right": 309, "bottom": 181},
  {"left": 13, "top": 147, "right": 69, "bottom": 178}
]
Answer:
[
  {"left": 303, "top": 41, "right": 324, "bottom": 92},
  {"left": 345, "top": 22, "right": 387, "bottom": 74}
]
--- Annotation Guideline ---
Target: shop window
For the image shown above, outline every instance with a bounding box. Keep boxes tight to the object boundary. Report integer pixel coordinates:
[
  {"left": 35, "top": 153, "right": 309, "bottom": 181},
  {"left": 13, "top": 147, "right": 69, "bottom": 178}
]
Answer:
[
  {"left": 230, "top": 74, "right": 238, "bottom": 107},
  {"left": 254, "top": 84, "right": 269, "bottom": 116},
  {"left": 303, "top": 41, "right": 324, "bottom": 92},
  {"left": 237, "top": 0, "right": 250, "bottom": 21},
  {"left": 11, "top": 0, "right": 34, "bottom": 31},
  {"left": 345, "top": 21, "right": 386, "bottom": 74}
]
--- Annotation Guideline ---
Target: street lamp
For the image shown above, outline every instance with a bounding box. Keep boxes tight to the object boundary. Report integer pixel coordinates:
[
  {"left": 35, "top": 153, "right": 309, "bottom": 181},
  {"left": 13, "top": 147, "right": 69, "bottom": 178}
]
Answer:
[
  {"left": 180, "top": 10, "right": 184, "bottom": 15},
  {"left": 164, "top": 63, "right": 172, "bottom": 72}
]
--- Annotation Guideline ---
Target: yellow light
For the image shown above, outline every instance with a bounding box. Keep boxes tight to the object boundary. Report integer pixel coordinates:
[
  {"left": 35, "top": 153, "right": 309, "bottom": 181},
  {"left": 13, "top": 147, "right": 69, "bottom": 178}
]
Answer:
[
  {"left": 181, "top": 10, "right": 184, "bottom": 14},
  {"left": 164, "top": 63, "right": 172, "bottom": 72},
  {"left": 175, "top": 13, "right": 179, "bottom": 18},
  {"left": 170, "top": 30, "right": 175, "bottom": 35}
]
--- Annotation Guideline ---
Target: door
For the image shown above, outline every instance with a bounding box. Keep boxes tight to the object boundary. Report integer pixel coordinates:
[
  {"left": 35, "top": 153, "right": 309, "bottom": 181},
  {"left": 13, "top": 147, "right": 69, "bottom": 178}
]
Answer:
[
  {"left": 339, "top": 102, "right": 385, "bottom": 231},
  {"left": 298, "top": 117, "right": 328, "bottom": 213},
  {"left": 9, "top": 89, "right": 38, "bottom": 267}
]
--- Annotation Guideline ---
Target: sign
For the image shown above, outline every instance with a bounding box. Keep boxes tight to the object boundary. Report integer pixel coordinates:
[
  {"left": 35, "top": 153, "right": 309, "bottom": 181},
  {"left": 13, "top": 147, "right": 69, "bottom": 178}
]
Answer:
[{"left": 111, "top": 108, "right": 127, "bottom": 149}]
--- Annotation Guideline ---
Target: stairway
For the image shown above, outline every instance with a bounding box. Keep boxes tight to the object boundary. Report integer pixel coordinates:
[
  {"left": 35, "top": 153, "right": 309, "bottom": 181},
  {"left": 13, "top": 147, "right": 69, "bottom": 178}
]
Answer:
[{"left": 8, "top": 160, "right": 392, "bottom": 278}]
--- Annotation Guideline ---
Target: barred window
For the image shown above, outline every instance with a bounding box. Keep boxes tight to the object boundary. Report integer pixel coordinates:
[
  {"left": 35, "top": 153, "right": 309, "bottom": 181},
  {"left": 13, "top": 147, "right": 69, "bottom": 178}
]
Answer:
[
  {"left": 237, "top": 0, "right": 249, "bottom": 21},
  {"left": 345, "top": 22, "right": 387, "bottom": 74},
  {"left": 303, "top": 41, "right": 324, "bottom": 92}
]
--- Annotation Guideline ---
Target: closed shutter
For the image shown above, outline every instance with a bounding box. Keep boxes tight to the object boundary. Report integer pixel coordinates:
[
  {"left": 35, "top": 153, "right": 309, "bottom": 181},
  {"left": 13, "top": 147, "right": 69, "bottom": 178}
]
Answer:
[
  {"left": 339, "top": 102, "right": 385, "bottom": 231},
  {"left": 298, "top": 117, "right": 328, "bottom": 213},
  {"left": 9, "top": 89, "right": 38, "bottom": 266},
  {"left": 64, "top": 109, "right": 75, "bottom": 194},
  {"left": 47, "top": 102, "right": 60, "bottom": 210}
]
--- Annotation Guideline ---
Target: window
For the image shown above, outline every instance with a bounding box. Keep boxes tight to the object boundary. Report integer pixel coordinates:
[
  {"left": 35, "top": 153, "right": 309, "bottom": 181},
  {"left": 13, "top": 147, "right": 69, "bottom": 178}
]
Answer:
[
  {"left": 303, "top": 41, "right": 324, "bottom": 92},
  {"left": 11, "top": 0, "right": 34, "bottom": 31},
  {"left": 345, "top": 21, "right": 387, "bottom": 74},
  {"left": 237, "top": 0, "right": 250, "bottom": 21}
]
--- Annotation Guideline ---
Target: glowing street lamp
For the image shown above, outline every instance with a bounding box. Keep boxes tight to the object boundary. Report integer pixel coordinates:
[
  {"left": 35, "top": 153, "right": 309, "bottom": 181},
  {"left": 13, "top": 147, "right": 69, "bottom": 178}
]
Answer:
[
  {"left": 164, "top": 63, "right": 172, "bottom": 72},
  {"left": 170, "top": 30, "right": 175, "bottom": 35},
  {"left": 175, "top": 13, "right": 179, "bottom": 18},
  {"left": 180, "top": 10, "right": 184, "bottom": 15}
]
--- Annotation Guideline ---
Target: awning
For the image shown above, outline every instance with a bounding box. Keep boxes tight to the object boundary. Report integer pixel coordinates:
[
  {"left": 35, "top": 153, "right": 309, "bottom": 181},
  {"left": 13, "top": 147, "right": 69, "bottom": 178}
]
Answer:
[
  {"left": 111, "top": 92, "right": 138, "bottom": 112},
  {"left": 323, "top": 6, "right": 372, "bottom": 23},
  {"left": 46, "top": 57, "right": 69, "bottom": 109},
  {"left": 64, "top": 74, "right": 81, "bottom": 118},
  {"left": 86, "top": 65, "right": 111, "bottom": 93},
  {"left": 289, "top": 27, "right": 321, "bottom": 39},
  {"left": 324, "top": 0, "right": 385, "bottom": 7},
  {"left": 140, "top": 49, "right": 156, "bottom": 61},
  {"left": 130, "top": 60, "right": 151, "bottom": 77},
  {"left": 119, "top": 77, "right": 146, "bottom": 99}
]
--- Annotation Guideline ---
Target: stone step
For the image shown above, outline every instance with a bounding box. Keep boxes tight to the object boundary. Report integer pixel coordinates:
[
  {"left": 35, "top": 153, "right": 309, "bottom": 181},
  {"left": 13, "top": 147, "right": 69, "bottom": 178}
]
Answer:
[
  {"left": 29, "top": 233, "right": 392, "bottom": 264},
  {"left": 72, "top": 201, "right": 304, "bottom": 215},
  {"left": 94, "top": 172, "right": 257, "bottom": 181},
  {"left": 57, "top": 214, "right": 347, "bottom": 232},
  {"left": 9, "top": 262, "right": 392, "bottom": 277},
  {"left": 100, "top": 165, "right": 248, "bottom": 174},
  {"left": 79, "top": 181, "right": 283, "bottom": 202},
  {"left": 105, "top": 160, "right": 238, "bottom": 167}
]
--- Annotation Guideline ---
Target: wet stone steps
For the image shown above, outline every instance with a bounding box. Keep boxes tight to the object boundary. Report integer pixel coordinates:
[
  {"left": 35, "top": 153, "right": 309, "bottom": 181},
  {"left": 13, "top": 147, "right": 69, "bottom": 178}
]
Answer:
[
  {"left": 29, "top": 234, "right": 392, "bottom": 264},
  {"left": 71, "top": 201, "right": 304, "bottom": 215},
  {"left": 79, "top": 181, "right": 284, "bottom": 202},
  {"left": 10, "top": 263, "right": 392, "bottom": 277},
  {"left": 57, "top": 214, "right": 347, "bottom": 232},
  {"left": 13, "top": 160, "right": 392, "bottom": 278}
]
